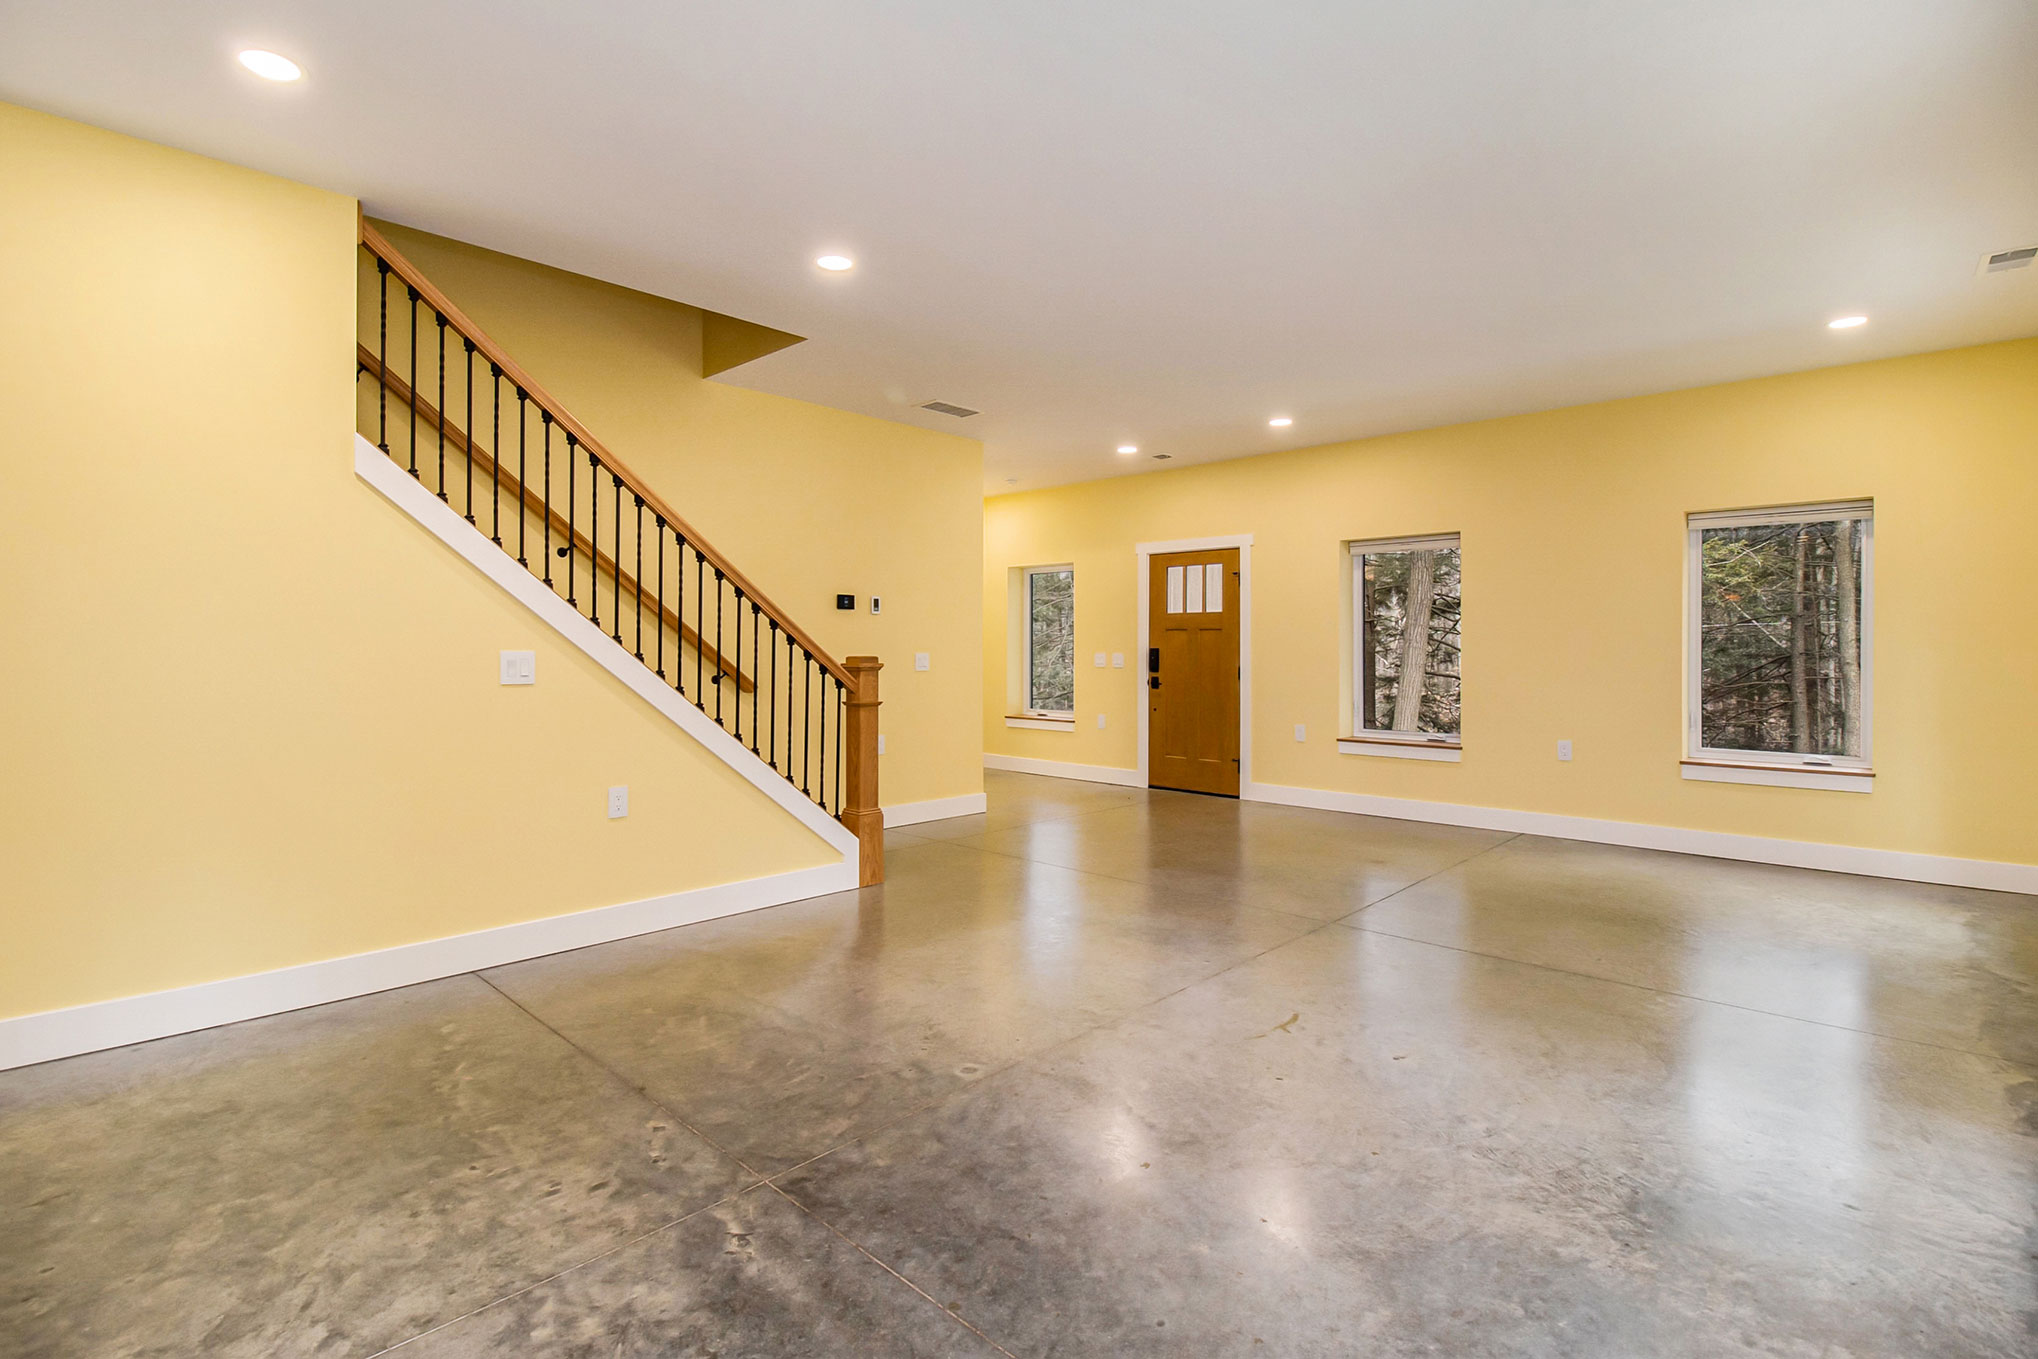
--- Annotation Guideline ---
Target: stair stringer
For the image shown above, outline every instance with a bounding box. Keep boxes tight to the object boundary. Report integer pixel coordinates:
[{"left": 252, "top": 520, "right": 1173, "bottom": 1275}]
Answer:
[{"left": 354, "top": 434, "right": 862, "bottom": 870}]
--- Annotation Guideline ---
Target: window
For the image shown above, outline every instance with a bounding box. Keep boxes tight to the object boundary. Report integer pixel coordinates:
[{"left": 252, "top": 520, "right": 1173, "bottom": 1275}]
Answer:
[
  {"left": 1023, "top": 566, "right": 1075, "bottom": 715},
  {"left": 1688, "top": 502, "right": 1871, "bottom": 769},
  {"left": 1350, "top": 535, "right": 1461, "bottom": 742}
]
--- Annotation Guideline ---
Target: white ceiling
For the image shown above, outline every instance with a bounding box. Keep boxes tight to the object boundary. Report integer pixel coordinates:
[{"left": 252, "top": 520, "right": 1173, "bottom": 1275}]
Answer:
[{"left": 5, "top": 1, "right": 2036, "bottom": 490}]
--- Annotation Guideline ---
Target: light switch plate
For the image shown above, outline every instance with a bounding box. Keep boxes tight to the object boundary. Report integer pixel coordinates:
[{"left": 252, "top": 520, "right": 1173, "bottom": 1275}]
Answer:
[
  {"left": 500, "top": 650, "right": 536, "bottom": 685},
  {"left": 607, "top": 785, "right": 628, "bottom": 818},
  {"left": 1111, "top": 652, "right": 1125, "bottom": 668},
  {"left": 1294, "top": 724, "right": 1306, "bottom": 742},
  {"left": 1096, "top": 713, "right": 1107, "bottom": 729},
  {"left": 1557, "top": 740, "right": 1573, "bottom": 762},
  {"left": 1093, "top": 652, "right": 1107, "bottom": 668},
  {"left": 870, "top": 596, "right": 882, "bottom": 614},
  {"left": 914, "top": 652, "right": 930, "bottom": 671}
]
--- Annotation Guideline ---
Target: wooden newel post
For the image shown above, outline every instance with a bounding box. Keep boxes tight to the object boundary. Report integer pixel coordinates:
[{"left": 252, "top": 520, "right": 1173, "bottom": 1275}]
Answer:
[{"left": 840, "top": 656, "right": 884, "bottom": 886}]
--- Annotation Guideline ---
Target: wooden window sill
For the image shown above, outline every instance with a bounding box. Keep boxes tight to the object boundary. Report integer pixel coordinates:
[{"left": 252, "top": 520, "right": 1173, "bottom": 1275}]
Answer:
[
  {"left": 1337, "top": 736, "right": 1462, "bottom": 763},
  {"left": 1005, "top": 715, "right": 1076, "bottom": 732},
  {"left": 1680, "top": 758, "right": 1873, "bottom": 793}
]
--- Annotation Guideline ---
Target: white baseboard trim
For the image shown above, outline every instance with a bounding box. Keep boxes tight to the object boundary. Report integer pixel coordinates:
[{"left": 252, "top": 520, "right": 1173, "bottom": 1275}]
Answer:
[
  {"left": 883, "top": 792, "right": 990, "bottom": 827},
  {"left": 355, "top": 436, "right": 859, "bottom": 864},
  {"left": 984, "top": 753, "right": 1145, "bottom": 787},
  {"left": 1243, "top": 780, "right": 2038, "bottom": 895},
  {"left": 0, "top": 861, "right": 856, "bottom": 1073}
]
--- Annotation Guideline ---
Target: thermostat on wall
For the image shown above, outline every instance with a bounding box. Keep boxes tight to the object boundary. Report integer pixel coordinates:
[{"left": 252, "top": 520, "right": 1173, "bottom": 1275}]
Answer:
[{"left": 836, "top": 593, "right": 855, "bottom": 610}]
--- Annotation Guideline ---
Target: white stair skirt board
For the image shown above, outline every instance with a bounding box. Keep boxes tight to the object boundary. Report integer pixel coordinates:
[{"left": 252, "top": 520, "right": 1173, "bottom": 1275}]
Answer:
[
  {"left": 983, "top": 752, "right": 1146, "bottom": 787},
  {"left": 354, "top": 436, "right": 858, "bottom": 864},
  {"left": 0, "top": 861, "right": 855, "bottom": 1072},
  {"left": 883, "top": 792, "right": 990, "bottom": 827},
  {"left": 1243, "top": 781, "right": 2038, "bottom": 896}
]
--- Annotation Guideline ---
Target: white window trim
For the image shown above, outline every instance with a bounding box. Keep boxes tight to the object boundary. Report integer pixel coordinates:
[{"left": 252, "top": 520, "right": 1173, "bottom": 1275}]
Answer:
[
  {"left": 1348, "top": 532, "right": 1463, "bottom": 747},
  {"left": 1684, "top": 501, "right": 1874, "bottom": 789},
  {"left": 1020, "top": 564, "right": 1075, "bottom": 719}
]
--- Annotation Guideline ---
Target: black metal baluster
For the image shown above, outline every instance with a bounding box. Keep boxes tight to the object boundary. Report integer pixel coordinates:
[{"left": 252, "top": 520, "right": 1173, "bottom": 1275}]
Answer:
[
  {"left": 540, "top": 412, "right": 553, "bottom": 585},
  {"left": 803, "top": 656, "right": 813, "bottom": 797},
  {"left": 612, "top": 475, "right": 624, "bottom": 643},
  {"left": 462, "top": 339, "right": 476, "bottom": 522},
  {"left": 750, "top": 603, "right": 762, "bottom": 755},
  {"left": 376, "top": 259, "right": 390, "bottom": 452},
  {"left": 515, "top": 390, "right": 528, "bottom": 565},
  {"left": 655, "top": 519, "right": 667, "bottom": 679},
  {"left": 695, "top": 553, "right": 706, "bottom": 706},
  {"left": 714, "top": 571, "right": 725, "bottom": 724},
  {"left": 731, "top": 590, "right": 743, "bottom": 742},
  {"left": 769, "top": 621, "right": 779, "bottom": 769},
  {"left": 588, "top": 450, "right": 600, "bottom": 631},
  {"left": 435, "top": 313, "right": 448, "bottom": 499},
  {"left": 835, "top": 677, "right": 844, "bottom": 815},
  {"left": 489, "top": 366, "right": 503, "bottom": 545},
  {"left": 565, "top": 433, "right": 578, "bottom": 608},
  {"left": 407, "top": 286, "right": 420, "bottom": 476},
  {"left": 785, "top": 633, "right": 795, "bottom": 781},
  {"left": 675, "top": 544, "right": 687, "bottom": 691},
  {"left": 633, "top": 496, "right": 645, "bottom": 659}
]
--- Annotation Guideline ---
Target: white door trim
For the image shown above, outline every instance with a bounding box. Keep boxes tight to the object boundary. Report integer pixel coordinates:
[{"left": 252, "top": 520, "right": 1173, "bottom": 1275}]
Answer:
[{"left": 1135, "top": 534, "right": 1253, "bottom": 793}]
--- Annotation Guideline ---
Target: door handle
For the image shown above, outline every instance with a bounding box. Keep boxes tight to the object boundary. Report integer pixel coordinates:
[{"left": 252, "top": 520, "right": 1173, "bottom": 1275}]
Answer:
[{"left": 1149, "top": 676, "right": 1161, "bottom": 689}]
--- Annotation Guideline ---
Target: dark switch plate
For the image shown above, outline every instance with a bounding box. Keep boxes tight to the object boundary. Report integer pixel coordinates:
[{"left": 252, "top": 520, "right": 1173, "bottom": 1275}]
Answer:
[{"left": 836, "top": 594, "right": 855, "bottom": 610}]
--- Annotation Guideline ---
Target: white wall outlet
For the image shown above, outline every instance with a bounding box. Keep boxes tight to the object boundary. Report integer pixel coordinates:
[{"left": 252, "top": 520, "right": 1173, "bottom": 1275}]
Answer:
[
  {"left": 914, "top": 652, "right": 930, "bottom": 671},
  {"left": 499, "top": 650, "right": 536, "bottom": 685},
  {"left": 1111, "top": 652, "right": 1125, "bottom": 668},
  {"left": 1294, "top": 724, "right": 1307, "bottom": 743},
  {"left": 1096, "top": 713, "right": 1107, "bottom": 729},
  {"left": 870, "top": 596, "right": 882, "bottom": 614},
  {"left": 1093, "top": 652, "right": 1107, "bottom": 668},
  {"left": 1557, "top": 740, "right": 1573, "bottom": 762},
  {"left": 607, "top": 785, "right": 629, "bottom": 818},
  {"left": 877, "top": 734, "right": 886, "bottom": 755}
]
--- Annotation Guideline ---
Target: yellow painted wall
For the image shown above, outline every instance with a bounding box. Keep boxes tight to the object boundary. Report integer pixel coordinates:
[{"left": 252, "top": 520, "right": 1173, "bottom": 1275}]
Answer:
[
  {"left": 365, "top": 223, "right": 984, "bottom": 812},
  {"left": 0, "top": 102, "right": 918, "bottom": 1022},
  {"left": 985, "top": 338, "right": 2038, "bottom": 869}
]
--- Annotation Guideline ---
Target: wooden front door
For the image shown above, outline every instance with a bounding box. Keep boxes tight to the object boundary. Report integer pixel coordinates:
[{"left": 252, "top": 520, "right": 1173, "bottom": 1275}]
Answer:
[{"left": 1147, "top": 548, "right": 1240, "bottom": 796}]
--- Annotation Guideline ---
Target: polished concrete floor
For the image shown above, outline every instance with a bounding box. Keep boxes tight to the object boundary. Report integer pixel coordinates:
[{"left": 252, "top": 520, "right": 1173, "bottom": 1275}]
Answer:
[{"left": 4, "top": 770, "right": 2035, "bottom": 1357}]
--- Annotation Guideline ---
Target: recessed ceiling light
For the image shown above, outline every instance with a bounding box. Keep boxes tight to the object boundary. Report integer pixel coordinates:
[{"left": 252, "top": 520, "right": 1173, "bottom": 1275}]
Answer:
[
  {"left": 1828, "top": 315, "right": 1867, "bottom": 330},
  {"left": 1117, "top": 444, "right": 1138, "bottom": 454},
  {"left": 1268, "top": 416, "right": 1293, "bottom": 428},
  {"left": 237, "top": 49, "right": 302, "bottom": 82},
  {"left": 816, "top": 255, "right": 854, "bottom": 272}
]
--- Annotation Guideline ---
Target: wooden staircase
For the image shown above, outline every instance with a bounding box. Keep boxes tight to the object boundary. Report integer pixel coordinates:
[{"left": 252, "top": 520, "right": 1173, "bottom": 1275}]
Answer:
[{"left": 354, "top": 223, "right": 884, "bottom": 884}]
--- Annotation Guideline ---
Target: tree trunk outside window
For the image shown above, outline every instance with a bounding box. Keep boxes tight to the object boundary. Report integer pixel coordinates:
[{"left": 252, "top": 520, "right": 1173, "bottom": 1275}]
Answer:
[
  {"left": 1834, "top": 520, "right": 1861, "bottom": 756},
  {"left": 1789, "top": 528, "right": 1811, "bottom": 750},
  {"left": 1391, "top": 549, "right": 1436, "bottom": 731}
]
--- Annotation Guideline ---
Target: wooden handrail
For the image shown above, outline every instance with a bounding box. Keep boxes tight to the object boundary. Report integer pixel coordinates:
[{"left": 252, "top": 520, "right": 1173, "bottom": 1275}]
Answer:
[
  {"left": 358, "top": 344, "right": 755, "bottom": 693},
  {"left": 359, "top": 222, "right": 853, "bottom": 688}
]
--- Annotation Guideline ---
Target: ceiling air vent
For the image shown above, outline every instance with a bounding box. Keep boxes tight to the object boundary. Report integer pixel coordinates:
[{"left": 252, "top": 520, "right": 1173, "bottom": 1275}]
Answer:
[
  {"left": 1981, "top": 246, "right": 2036, "bottom": 274},
  {"left": 919, "top": 400, "right": 979, "bottom": 419}
]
